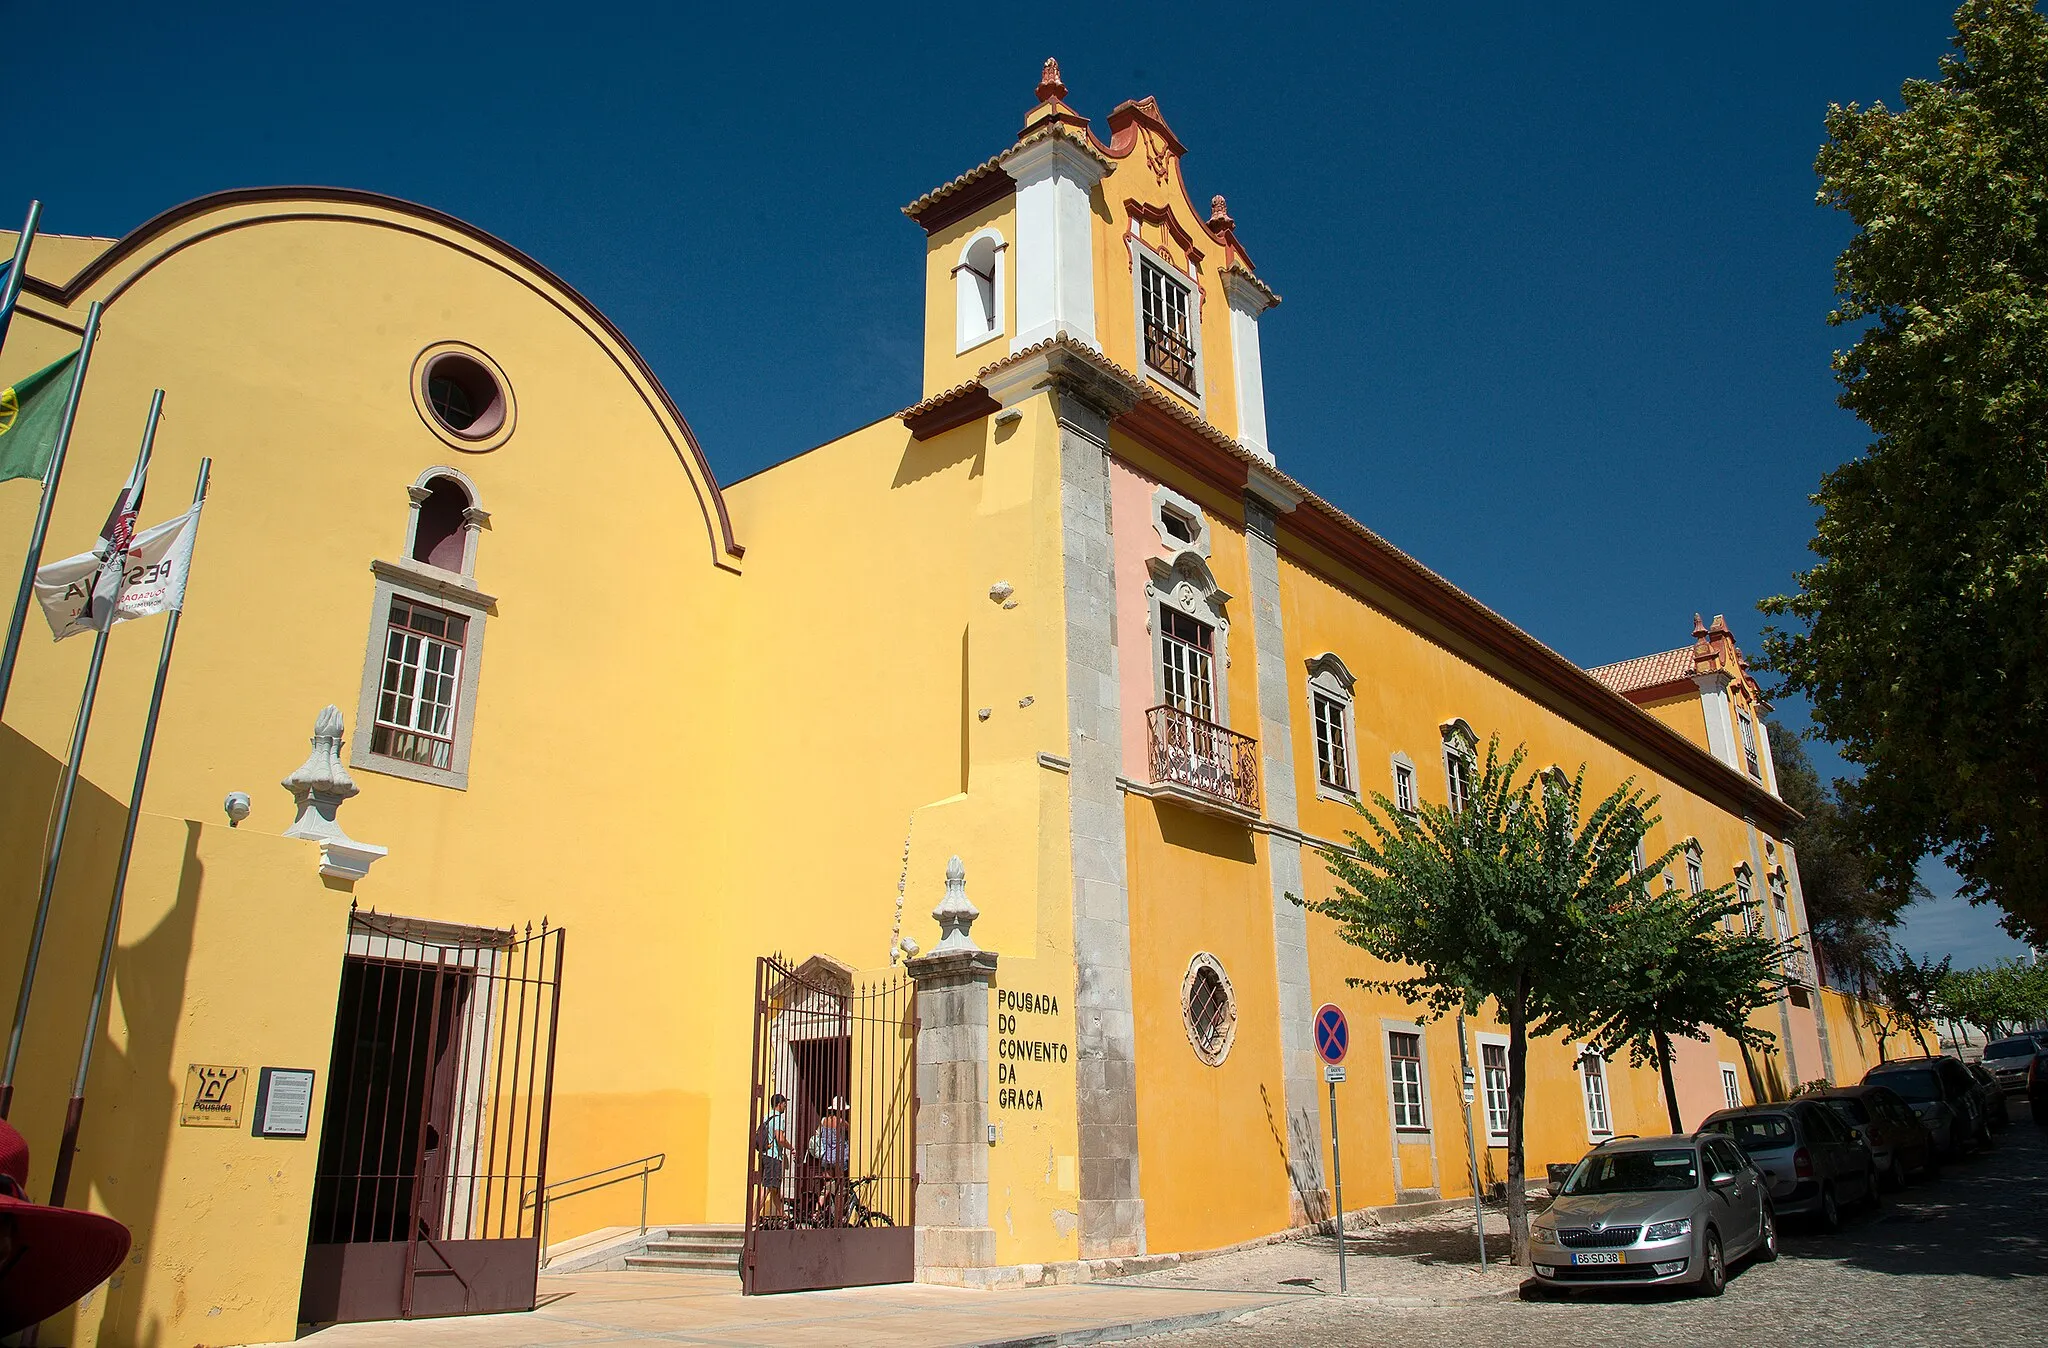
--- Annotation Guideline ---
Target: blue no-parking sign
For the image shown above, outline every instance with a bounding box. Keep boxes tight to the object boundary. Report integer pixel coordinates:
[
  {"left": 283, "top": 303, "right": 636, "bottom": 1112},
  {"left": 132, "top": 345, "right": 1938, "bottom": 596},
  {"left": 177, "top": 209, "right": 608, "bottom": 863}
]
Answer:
[{"left": 1314, "top": 1002, "right": 1349, "bottom": 1066}]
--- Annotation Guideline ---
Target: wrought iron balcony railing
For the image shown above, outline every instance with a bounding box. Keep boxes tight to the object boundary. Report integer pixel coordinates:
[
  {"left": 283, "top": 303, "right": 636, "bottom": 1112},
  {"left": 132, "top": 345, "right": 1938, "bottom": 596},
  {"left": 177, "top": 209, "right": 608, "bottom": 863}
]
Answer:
[
  {"left": 1143, "top": 317, "right": 1199, "bottom": 395},
  {"left": 1147, "top": 704, "right": 1259, "bottom": 816}
]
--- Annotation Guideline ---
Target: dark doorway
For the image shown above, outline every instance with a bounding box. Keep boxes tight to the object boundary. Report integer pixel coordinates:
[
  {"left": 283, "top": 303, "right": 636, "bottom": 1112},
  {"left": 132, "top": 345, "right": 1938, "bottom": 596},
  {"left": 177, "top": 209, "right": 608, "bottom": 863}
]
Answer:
[{"left": 300, "top": 914, "right": 564, "bottom": 1324}]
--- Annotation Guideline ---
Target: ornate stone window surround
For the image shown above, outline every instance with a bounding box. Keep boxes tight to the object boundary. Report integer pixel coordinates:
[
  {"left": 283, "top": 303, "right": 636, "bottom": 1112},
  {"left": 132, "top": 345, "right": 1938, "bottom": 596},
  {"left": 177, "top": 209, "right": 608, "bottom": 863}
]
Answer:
[
  {"left": 353, "top": 473, "right": 496, "bottom": 791},
  {"left": 1304, "top": 652, "right": 1359, "bottom": 804},
  {"left": 1146, "top": 550, "right": 1232, "bottom": 725},
  {"left": 1389, "top": 750, "right": 1418, "bottom": 814},
  {"left": 953, "top": 227, "right": 1009, "bottom": 355},
  {"left": 1149, "top": 483, "right": 1211, "bottom": 557},
  {"left": 1180, "top": 951, "right": 1238, "bottom": 1066},
  {"left": 1440, "top": 718, "right": 1479, "bottom": 813},
  {"left": 1126, "top": 231, "right": 1205, "bottom": 412}
]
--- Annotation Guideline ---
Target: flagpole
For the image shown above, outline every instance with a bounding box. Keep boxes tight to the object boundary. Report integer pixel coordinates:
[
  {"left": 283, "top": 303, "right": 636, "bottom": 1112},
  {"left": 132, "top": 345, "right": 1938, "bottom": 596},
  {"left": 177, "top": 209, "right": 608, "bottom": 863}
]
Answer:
[
  {"left": 46, "top": 456, "right": 209, "bottom": 1208},
  {"left": 0, "top": 389, "right": 160, "bottom": 1121},
  {"left": 0, "top": 300, "right": 103, "bottom": 724},
  {"left": 0, "top": 200, "right": 43, "bottom": 357}
]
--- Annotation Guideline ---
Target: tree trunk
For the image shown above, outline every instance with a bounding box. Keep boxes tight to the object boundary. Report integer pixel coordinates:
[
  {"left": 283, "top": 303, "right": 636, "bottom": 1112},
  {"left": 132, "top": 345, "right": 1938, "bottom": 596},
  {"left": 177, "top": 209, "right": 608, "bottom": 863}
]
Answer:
[
  {"left": 1505, "top": 999, "right": 1531, "bottom": 1266},
  {"left": 1655, "top": 1029, "right": 1683, "bottom": 1133}
]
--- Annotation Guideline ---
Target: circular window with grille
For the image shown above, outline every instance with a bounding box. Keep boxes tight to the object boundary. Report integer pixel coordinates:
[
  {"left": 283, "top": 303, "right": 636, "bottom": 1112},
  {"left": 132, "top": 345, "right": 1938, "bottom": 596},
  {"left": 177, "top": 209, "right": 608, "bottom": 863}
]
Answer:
[
  {"left": 410, "top": 342, "right": 516, "bottom": 451},
  {"left": 1181, "top": 953, "right": 1237, "bottom": 1066}
]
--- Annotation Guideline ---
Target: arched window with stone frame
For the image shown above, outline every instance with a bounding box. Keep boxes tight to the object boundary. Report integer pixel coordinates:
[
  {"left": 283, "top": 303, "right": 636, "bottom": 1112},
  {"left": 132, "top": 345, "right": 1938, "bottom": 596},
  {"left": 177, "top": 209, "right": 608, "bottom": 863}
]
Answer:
[
  {"left": 353, "top": 468, "right": 495, "bottom": 790},
  {"left": 1304, "top": 652, "right": 1358, "bottom": 802},
  {"left": 953, "top": 228, "right": 1007, "bottom": 354},
  {"left": 1440, "top": 718, "right": 1479, "bottom": 815}
]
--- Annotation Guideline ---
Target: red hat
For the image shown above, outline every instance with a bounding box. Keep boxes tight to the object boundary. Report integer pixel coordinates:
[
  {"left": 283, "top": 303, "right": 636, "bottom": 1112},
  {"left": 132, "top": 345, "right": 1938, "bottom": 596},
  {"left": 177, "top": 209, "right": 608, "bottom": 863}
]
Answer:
[{"left": 0, "top": 1118, "right": 132, "bottom": 1336}]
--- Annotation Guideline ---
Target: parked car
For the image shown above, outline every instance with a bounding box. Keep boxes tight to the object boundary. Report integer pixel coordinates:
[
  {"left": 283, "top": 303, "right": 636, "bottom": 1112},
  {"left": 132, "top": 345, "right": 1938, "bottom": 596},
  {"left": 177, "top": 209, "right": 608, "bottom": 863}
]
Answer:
[
  {"left": 1981, "top": 1035, "right": 2047, "bottom": 1095},
  {"left": 1862, "top": 1056, "right": 1988, "bottom": 1156},
  {"left": 1965, "top": 1061, "right": 2010, "bottom": 1131},
  {"left": 1813, "top": 1085, "right": 1938, "bottom": 1187},
  {"left": 1699, "top": 1100, "right": 1876, "bottom": 1230},
  {"left": 2030, "top": 1054, "right": 2048, "bottom": 1126},
  {"left": 1528, "top": 1133, "right": 1775, "bottom": 1297}
]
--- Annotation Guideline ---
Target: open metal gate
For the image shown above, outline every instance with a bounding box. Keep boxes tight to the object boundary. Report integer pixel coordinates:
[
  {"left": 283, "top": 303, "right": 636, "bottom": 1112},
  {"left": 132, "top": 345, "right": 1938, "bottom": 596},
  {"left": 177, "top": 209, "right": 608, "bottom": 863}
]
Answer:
[
  {"left": 300, "top": 912, "right": 565, "bottom": 1323},
  {"left": 742, "top": 954, "right": 915, "bottom": 1294}
]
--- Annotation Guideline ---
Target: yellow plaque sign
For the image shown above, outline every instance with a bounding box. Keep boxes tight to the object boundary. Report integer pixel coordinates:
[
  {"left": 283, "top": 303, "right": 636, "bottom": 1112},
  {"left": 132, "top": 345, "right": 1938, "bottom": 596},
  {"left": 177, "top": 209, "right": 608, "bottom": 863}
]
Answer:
[{"left": 179, "top": 1064, "right": 248, "bottom": 1127}]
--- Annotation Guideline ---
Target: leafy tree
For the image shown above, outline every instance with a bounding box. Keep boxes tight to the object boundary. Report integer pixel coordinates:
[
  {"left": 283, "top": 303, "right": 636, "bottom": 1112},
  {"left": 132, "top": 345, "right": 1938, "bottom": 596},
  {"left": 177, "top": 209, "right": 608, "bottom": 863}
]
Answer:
[
  {"left": 1578, "top": 870, "right": 1793, "bottom": 1133},
  {"left": 1865, "top": 946, "right": 1952, "bottom": 1060},
  {"left": 1760, "top": 0, "right": 2048, "bottom": 945},
  {"left": 1764, "top": 722, "right": 1928, "bottom": 989},
  {"left": 1304, "top": 739, "right": 1648, "bottom": 1265},
  {"left": 1939, "top": 958, "right": 2048, "bottom": 1038}
]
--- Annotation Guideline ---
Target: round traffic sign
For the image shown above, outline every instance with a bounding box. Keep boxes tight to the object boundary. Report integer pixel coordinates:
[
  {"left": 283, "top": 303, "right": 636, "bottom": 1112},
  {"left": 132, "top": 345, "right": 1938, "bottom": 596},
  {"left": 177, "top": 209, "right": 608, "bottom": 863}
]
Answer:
[{"left": 1314, "top": 1003, "right": 1349, "bottom": 1065}]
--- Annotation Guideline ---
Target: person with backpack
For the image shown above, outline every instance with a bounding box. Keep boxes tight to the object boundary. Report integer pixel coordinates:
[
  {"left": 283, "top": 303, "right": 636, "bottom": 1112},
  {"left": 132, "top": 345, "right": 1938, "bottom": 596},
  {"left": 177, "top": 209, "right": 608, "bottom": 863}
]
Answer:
[
  {"left": 805, "top": 1098, "right": 850, "bottom": 1225},
  {"left": 755, "top": 1093, "right": 791, "bottom": 1224}
]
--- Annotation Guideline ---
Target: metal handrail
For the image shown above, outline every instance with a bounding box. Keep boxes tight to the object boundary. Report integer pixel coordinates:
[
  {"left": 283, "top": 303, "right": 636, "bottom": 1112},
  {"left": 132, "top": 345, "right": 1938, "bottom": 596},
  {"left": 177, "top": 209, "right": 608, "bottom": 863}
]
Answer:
[{"left": 525, "top": 1151, "right": 665, "bottom": 1267}]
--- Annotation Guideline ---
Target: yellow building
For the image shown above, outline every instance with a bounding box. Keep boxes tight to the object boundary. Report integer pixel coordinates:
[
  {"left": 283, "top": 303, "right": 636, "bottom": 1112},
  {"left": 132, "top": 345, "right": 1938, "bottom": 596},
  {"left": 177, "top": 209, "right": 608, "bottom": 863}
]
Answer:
[{"left": 0, "top": 61, "right": 1905, "bottom": 1346}]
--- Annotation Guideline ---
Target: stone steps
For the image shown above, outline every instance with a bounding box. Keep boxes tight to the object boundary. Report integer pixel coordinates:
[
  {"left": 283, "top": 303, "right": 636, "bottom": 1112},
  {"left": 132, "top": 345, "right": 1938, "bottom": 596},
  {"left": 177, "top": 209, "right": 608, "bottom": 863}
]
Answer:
[{"left": 622, "top": 1225, "right": 742, "bottom": 1274}]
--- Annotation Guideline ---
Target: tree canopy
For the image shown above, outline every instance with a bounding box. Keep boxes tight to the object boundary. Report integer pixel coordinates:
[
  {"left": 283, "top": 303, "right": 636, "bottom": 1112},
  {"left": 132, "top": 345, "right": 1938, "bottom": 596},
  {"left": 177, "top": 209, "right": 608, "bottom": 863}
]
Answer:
[{"left": 1761, "top": 0, "right": 2048, "bottom": 944}]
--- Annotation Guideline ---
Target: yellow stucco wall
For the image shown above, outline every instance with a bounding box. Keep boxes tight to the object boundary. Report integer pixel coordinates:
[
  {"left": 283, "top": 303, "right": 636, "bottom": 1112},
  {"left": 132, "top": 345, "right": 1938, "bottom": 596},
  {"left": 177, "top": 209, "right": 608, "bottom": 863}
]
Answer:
[{"left": 919, "top": 197, "right": 1020, "bottom": 397}]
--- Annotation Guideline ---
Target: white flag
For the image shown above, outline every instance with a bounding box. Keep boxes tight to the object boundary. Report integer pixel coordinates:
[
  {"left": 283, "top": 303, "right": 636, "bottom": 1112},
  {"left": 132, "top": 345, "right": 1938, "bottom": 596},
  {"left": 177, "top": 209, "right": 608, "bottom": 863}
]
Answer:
[{"left": 34, "top": 503, "right": 202, "bottom": 641}]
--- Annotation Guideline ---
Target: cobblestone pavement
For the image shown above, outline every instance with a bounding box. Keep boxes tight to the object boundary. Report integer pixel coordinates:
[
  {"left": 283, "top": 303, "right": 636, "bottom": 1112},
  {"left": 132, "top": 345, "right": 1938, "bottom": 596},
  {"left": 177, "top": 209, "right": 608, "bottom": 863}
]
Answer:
[{"left": 1131, "top": 1103, "right": 2047, "bottom": 1348}]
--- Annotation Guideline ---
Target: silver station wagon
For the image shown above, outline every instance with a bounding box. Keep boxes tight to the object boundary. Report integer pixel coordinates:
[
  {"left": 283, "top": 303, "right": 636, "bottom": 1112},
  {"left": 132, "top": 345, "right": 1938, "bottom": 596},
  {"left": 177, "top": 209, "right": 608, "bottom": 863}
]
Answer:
[{"left": 1529, "top": 1134, "right": 1777, "bottom": 1297}]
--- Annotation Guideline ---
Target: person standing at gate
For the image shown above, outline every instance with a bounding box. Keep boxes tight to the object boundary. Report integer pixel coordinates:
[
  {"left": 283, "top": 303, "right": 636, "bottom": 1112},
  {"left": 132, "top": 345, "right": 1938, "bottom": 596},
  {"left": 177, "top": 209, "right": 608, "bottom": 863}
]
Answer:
[
  {"left": 804, "top": 1098, "right": 849, "bottom": 1225},
  {"left": 756, "top": 1093, "right": 791, "bottom": 1225}
]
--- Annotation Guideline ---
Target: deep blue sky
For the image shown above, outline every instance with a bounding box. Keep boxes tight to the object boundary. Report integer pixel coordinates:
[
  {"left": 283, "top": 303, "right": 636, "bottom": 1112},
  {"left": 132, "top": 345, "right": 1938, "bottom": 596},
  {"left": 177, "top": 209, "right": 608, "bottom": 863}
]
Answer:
[{"left": 7, "top": 2, "right": 2029, "bottom": 964}]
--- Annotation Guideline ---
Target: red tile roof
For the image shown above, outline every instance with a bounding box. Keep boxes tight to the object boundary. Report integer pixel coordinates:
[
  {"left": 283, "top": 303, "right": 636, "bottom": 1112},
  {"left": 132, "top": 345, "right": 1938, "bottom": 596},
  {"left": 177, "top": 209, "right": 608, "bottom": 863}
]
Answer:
[{"left": 1587, "top": 646, "right": 1697, "bottom": 696}]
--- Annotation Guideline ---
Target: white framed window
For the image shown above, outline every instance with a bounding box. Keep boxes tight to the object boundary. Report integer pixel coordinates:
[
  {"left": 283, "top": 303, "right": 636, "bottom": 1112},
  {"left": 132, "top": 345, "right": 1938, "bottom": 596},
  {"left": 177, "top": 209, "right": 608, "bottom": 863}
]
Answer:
[
  {"left": 1388, "top": 1031, "right": 1428, "bottom": 1131},
  {"left": 1579, "top": 1051, "right": 1612, "bottom": 1138},
  {"left": 1159, "top": 605, "right": 1216, "bottom": 723},
  {"left": 372, "top": 596, "right": 466, "bottom": 771},
  {"left": 1478, "top": 1035, "right": 1510, "bottom": 1142},
  {"left": 1736, "top": 866, "right": 1758, "bottom": 935},
  {"left": 1128, "top": 233, "right": 1205, "bottom": 407},
  {"left": 1441, "top": 721, "right": 1478, "bottom": 815},
  {"left": 1737, "top": 711, "right": 1761, "bottom": 779},
  {"left": 1685, "top": 844, "right": 1704, "bottom": 895},
  {"left": 953, "top": 228, "right": 1007, "bottom": 354},
  {"left": 1720, "top": 1064, "right": 1742, "bottom": 1111},
  {"left": 1149, "top": 484, "right": 1212, "bottom": 557},
  {"left": 1391, "top": 754, "right": 1417, "bottom": 815},
  {"left": 1770, "top": 872, "right": 1792, "bottom": 939},
  {"left": 1304, "top": 653, "right": 1358, "bottom": 802}
]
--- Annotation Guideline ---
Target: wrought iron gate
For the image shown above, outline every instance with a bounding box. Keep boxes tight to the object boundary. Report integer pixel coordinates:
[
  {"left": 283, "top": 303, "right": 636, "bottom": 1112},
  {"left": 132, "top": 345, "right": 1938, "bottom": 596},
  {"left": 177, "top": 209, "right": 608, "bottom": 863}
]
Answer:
[
  {"left": 742, "top": 954, "right": 915, "bottom": 1294},
  {"left": 300, "top": 912, "right": 565, "bottom": 1323}
]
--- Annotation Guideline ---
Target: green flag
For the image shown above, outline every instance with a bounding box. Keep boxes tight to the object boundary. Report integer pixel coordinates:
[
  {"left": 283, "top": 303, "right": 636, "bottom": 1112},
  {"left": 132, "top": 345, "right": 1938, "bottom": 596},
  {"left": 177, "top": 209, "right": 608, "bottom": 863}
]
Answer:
[{"left": 0, "top": 351, "right": 81, "bottom": 483}]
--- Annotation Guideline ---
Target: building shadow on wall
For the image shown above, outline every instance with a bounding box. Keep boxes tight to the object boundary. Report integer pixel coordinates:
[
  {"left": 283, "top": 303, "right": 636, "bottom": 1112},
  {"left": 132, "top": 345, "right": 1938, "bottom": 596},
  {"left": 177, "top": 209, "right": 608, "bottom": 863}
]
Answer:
[
  {"left": 1152, "top": 803, "right": 1257, "bottom": 866},
  {"left": 891, "top": 419, "right": 986, "bottom": 489}
]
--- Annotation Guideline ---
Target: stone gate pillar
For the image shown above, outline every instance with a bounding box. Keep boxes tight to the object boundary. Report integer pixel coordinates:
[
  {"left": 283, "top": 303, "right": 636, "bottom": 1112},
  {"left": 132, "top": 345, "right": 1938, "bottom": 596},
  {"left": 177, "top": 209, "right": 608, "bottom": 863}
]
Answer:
[{"left": 906, "top": 857, "right": 999, "bottom": 1284}]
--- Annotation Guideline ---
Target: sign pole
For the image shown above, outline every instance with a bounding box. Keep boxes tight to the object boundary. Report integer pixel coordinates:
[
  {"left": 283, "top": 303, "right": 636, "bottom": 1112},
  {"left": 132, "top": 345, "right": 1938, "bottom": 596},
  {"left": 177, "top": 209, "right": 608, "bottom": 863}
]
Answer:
[
  {"left": 1456, "top": 1010, "right": 1488, "bottom": 1265},
  {"left": 0, "top": 300, "right": 103, "bottom": 725},
  {"left": 0, "top": 389, "right": 160, "bottom": 1121},
  {"left": 1329, "top": 1073, "right": 1346, "bottom": 1294},
  {"left": 46, "top": 456, "right": 208, "bottom": 1209}
]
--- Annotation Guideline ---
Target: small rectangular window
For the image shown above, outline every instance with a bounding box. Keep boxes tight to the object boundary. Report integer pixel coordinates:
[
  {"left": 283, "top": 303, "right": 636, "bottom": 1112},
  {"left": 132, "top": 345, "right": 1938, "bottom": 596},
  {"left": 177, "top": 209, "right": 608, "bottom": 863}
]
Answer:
[
  {"left": 1394, "top": 762, "right": 1416, "bottom": 814},
  {"left": 372, "top": 597, "right": 466, "bottom": 770},
  {"left": 1481, "top": 1043, "right": 1510, "bottom": 1139},
  {"left": 1313, "top": 692, "right": 1351, "bottom": 793},
  {"left": 1580, "top": 1054, "right": 1611, "bottom": 1136},
  {"left": 1389, "top": 1032, "right": 1427, "bottom": 1131},
  {"left": 1159, "top": 606, "right": 1216, "bottom": 723},
  {"left": 1139, "top": 258, "right": 1198, "bottom": 394},
  {"left": 1721, "top": 1066, "right": 1742, "bottom": 1111},
  {"left": 1686, "top": 851, "right": 1704, "bottom": 894}
]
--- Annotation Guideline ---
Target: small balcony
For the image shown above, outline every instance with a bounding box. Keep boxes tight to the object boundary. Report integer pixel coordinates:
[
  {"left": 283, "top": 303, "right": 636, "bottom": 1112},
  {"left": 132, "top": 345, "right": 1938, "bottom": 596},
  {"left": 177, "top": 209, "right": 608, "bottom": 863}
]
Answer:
[
  {"left": 1142, "top": 317, "right": 1199, "bottom": 396},
  {"left": 1147, "top": 704, "right": 1260, "bottom": 820}
]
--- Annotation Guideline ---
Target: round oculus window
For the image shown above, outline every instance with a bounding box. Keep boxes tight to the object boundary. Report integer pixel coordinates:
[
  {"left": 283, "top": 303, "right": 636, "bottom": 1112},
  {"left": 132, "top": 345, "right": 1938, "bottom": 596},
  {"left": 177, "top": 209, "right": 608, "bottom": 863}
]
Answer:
[
  {"left": 1181, "top": 953, "right": 1238, "bottom": 1067},
  {"left": 421, "top": 352, "right": 505, "bottom": 439}
]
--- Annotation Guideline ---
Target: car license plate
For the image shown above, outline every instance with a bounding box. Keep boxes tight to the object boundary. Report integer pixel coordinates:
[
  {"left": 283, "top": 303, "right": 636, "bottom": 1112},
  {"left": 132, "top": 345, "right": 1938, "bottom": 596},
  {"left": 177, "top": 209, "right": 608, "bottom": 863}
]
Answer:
[{"left": 1572, "top": 1252, "right": 1622, "bottom": 1266}]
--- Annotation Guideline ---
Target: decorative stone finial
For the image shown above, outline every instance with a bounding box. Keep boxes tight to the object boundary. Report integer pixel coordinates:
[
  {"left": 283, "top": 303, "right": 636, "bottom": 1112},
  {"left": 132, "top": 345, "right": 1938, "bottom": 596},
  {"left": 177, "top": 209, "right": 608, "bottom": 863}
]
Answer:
[
  {"left": 1036, "top": 57, "right": 1067, "bottom": 105},
  {"left": 281, "top": 705, "right": 387, "bottom": 881},
  {"left": 1209, "top": 195, "right": 1234, "bottom": 230},
  {"left": 1692, "top": 613, "right": 1710, "bottom": 641},
  {"left": 930, "top": 856, "right": 982, "bottom": 955}
]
